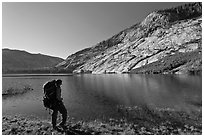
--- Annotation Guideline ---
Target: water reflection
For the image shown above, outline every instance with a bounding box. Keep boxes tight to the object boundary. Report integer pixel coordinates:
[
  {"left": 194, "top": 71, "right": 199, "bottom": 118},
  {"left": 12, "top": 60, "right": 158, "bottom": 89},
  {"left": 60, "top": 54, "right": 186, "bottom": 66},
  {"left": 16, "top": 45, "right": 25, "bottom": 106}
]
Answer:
[
  {"left": 69, "top": 74, "right": 201, "bottom": 111},
  {"left": 2, "top": 74, "right": 202, "bottom": 120}
]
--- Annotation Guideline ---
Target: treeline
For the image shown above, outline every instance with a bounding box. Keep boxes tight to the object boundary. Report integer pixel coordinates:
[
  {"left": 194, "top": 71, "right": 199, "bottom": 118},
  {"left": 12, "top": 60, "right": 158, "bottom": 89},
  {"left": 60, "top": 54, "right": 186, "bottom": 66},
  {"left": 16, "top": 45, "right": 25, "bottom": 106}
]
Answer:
[
  {"left": 158, "top": 2, "right": 202, "bottom": 22},
  {"left": 3, "top": 68, "right": 72, "bottom": 74}
]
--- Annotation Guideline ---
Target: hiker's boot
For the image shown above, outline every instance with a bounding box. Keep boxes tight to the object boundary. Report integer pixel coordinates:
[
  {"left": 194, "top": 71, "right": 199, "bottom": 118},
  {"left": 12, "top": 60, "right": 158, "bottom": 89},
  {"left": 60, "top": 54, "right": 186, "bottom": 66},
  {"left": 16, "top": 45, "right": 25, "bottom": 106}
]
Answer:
[
  {"left": 59, "top": 123, "right": 67, "bottom": 130},
  {"left": 52, "top": 124, "right": 58, "bottom": 130}
]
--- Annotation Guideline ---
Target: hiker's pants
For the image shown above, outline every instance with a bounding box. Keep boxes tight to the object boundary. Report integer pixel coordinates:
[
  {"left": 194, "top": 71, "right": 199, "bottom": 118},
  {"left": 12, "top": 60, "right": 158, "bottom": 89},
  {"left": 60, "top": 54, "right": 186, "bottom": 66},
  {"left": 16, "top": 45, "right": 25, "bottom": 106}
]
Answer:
[{"left": 51, "top": 101, "right": 67, "bottom": 127}]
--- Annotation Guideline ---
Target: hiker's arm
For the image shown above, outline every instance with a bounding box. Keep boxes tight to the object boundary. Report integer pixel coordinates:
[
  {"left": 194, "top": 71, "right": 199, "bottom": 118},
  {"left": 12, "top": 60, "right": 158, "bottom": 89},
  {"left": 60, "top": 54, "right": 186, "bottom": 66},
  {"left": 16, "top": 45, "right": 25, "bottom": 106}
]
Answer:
[{"left": 56, "top": 87, "right": 63, "bottom": 101}]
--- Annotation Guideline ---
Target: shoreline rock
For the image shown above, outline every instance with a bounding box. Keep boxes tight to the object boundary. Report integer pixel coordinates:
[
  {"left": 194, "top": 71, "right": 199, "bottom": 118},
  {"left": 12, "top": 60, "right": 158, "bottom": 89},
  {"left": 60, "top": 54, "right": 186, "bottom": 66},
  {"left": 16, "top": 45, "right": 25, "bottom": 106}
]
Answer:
[{"left": 2, "top": 106, "right": 202, "bottom": 135}]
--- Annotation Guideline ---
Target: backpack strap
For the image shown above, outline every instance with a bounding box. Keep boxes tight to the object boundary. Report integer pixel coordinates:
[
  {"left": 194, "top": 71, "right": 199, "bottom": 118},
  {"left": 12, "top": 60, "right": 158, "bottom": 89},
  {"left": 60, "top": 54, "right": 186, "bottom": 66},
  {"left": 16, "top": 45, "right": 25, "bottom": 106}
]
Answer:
[{"left": 45, "top": 90, "right": 56, "bottom": 99}]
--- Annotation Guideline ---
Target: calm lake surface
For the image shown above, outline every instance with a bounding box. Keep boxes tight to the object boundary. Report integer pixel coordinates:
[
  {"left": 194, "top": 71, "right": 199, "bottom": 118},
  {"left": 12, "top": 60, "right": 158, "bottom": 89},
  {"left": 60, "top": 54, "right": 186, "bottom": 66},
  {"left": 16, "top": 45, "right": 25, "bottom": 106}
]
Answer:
[{"left": 2, "top": 74, "right": 202, "bottom": 121}]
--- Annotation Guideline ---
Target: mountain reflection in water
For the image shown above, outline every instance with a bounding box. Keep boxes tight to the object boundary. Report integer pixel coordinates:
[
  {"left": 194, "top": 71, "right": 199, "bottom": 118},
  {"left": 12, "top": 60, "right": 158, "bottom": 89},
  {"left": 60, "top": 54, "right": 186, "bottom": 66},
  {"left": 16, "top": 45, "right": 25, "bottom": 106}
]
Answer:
[{"left": 69, "top": 74, "right": 201, "bottom": 110}]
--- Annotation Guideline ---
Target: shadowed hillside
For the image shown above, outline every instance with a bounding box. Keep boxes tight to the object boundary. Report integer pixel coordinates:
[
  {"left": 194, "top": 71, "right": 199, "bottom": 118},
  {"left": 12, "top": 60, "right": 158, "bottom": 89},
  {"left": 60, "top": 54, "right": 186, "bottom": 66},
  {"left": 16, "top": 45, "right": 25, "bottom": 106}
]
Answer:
[{"left": 2, "top": 49, "right": 64, "bottom": 74}]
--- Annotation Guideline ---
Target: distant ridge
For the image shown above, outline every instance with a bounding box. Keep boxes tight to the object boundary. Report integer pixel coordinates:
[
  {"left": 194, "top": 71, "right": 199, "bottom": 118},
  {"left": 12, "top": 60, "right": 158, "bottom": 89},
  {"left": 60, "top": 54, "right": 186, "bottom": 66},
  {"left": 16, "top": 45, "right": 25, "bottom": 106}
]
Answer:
[{"left": 2, "top": 48, "right": 64, "bottom": 74}]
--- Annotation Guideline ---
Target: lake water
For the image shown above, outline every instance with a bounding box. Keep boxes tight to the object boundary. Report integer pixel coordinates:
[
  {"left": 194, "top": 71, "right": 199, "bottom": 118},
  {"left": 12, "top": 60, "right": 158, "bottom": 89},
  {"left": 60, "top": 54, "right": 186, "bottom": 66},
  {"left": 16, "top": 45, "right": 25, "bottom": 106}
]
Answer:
[{"left": 2, "top": 74, "right": 202, "bottom": 121}]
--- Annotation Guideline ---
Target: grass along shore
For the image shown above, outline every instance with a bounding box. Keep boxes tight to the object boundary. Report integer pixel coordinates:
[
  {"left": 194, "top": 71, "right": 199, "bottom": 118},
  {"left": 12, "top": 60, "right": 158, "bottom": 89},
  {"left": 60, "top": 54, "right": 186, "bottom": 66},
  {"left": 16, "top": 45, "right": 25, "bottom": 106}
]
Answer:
[
  {"left": 2, "top": 84, "right": 33, "bottom": 96},
  {"left": 2, "top": 105, "right": 202, "bottom": 135}
]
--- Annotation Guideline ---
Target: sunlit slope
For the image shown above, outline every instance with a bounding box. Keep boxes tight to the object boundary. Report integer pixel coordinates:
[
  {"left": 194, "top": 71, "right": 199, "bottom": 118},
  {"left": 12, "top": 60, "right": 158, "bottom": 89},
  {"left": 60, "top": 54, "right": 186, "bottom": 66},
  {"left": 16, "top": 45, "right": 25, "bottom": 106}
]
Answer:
[{"left": 56, "top": 2, "right": 202, "bottom": 74}]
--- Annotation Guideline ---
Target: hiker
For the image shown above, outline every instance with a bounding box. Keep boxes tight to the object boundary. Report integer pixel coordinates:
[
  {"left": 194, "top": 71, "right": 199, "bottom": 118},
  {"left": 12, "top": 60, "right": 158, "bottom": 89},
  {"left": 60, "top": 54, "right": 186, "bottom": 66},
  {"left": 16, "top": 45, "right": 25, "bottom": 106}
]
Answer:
[
  {"left": 52, "top": 79, "right": 67, "bottom": 130},
  {"left": 43, "top": 79, "right": 67, "bottom": 130}
]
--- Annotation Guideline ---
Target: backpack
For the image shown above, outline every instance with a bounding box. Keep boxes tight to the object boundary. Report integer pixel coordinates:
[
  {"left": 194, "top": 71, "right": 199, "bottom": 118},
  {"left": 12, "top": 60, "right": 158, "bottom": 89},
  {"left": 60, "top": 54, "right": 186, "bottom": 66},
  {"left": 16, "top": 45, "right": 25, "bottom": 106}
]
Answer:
[{"left": 42, "top": 80, "right": 57, "bottom": 109}]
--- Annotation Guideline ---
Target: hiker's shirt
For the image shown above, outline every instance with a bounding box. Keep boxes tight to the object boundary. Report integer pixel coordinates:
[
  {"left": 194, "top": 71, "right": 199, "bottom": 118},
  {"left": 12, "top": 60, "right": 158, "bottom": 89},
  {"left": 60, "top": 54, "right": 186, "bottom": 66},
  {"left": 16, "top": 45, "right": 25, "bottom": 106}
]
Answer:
[{"left": 56, "top": 86, "right": 63, "bottom": 101}]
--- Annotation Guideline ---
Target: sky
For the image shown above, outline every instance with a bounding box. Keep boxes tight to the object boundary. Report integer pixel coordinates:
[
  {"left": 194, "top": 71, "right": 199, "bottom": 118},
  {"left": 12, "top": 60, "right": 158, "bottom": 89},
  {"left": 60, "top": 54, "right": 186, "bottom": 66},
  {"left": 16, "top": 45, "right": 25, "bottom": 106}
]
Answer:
[{"left": 2, "top": 2, "right": 189, "bottom": 59}]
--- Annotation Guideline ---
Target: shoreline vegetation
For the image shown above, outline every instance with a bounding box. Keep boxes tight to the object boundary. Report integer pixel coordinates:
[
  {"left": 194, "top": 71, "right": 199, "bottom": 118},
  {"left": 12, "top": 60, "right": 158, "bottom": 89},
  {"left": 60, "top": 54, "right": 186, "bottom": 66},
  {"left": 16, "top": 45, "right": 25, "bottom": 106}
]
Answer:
[
  {"left": 2, "top": 73, "right": 73, "bottom": 78},
  {"left": 2, "top": 67, "right": 202, "bottom": 75},
  {"left": 2, "top": 66, "right": 202, "bottom": 75},
  {"left": 2, "top": 72, "right": 202, "bottom": 78},
  {"left": 2, "top": 85, "right": 33, "bottom": 96},
  {"left": 2, "top": 105, "right": 202, "bottom": 135}
]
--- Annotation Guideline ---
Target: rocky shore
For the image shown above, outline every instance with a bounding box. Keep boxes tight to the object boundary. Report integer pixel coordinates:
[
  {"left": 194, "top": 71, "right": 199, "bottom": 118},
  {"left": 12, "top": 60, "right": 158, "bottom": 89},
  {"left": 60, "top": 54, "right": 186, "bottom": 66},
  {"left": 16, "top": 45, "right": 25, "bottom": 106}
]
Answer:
[{"left": 2, "top": 106, "right": 202, "bottom": 135}]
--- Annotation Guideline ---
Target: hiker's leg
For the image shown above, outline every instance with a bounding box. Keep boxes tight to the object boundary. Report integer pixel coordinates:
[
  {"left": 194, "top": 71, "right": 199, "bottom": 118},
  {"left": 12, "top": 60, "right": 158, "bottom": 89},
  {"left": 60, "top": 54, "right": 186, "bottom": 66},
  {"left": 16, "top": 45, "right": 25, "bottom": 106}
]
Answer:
[
  {"left": 52, "top": 108, "right": 58, "bottom": 127},
  {"left": 58, "top": 102, "right": 67, "bottom": 125}
]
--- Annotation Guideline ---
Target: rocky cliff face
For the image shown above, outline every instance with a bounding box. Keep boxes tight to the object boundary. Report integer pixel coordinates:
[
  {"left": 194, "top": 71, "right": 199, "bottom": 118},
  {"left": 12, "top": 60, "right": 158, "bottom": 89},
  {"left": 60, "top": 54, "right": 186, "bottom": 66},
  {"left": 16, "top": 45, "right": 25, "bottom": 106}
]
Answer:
[{"left": 56, "top": 2, "right": 202, "bottom": 74}]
